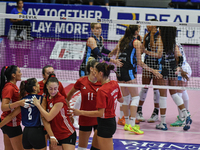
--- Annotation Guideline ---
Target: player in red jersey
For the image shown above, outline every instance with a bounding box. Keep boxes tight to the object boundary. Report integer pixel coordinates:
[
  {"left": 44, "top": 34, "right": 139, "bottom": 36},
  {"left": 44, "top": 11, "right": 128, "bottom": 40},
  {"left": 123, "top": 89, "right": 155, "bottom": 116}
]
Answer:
[
  {"left": 0, "top": 65, "right": 28, "bottom": 150},
  {"left": 33, "top": 74, "right": 76, "bottom": 150},
  {"left": 71, "top": 63, "right": 123, "bottom": 150},
  {"left": 38, "top": 65, "right": 67, "bottom": 98},
  {"left": 67, "top": 57, "right": 101, "bottom": 150}
]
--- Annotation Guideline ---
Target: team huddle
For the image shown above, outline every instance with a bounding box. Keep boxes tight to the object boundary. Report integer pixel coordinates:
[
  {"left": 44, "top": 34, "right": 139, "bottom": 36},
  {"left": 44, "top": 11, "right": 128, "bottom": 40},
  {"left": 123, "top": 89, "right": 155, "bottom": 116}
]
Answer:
[{"left": 0, "top": 22, "right": 192, "bottom": 150}]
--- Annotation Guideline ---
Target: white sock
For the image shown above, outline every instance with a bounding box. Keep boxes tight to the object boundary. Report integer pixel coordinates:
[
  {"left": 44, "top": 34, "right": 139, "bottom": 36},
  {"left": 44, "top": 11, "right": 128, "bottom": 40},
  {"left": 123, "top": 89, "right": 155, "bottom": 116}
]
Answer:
[
  {"left": 181, "top": 108, "right": 188, "bottom": 121},
  {"left": 160, "top": 115, "right": 166, "bottom": 124},
  {"left": 182, "top": 90, "right": 189, "bottom": 110},
  {"left": 78, "top": 147, "right": 87, "bottom": 150},
  {"left": 124, "top": 116, "right": 129, "bottom": 125},
  {"left": 129, "top": 117, "right": 136, "bottom": 127}
]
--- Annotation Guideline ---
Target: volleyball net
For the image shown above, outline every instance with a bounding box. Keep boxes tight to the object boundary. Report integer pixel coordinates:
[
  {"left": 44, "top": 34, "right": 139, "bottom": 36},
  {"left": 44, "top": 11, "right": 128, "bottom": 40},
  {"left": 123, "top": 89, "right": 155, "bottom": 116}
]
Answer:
[{"left": 0, "top": 13, "right": 200, "bottom": 90}]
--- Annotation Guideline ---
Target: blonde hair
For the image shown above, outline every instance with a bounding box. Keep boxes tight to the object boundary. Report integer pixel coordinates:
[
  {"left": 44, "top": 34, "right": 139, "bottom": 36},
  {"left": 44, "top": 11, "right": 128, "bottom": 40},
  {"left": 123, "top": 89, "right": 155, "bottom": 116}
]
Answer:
[{"left": 90, "top": 23, "right": 101, "bottom": 29}]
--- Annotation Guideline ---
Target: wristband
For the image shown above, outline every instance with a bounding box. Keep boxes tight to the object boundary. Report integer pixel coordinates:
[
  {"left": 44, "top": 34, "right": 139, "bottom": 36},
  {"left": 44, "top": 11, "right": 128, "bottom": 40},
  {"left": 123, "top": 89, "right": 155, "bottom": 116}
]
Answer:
[
  {"left": 9, "top": 104, "right": 11, "bottom": 110},
  {"left": 50, "top": 136, "right": 58, "bottom": 142}
]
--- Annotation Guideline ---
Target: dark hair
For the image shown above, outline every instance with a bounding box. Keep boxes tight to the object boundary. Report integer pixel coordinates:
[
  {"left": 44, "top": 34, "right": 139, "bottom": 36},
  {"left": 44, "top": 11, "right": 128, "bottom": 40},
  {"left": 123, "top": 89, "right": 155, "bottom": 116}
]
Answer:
[
  {"left": 0, "top": 65, "right": 18, "bottom": 100},
  {"left": 17, "top": 0, "right": 23, "bottom": 5},
  {"left": 120, "top": 25, "right": 138, "bottom": 52},
  {"left": 149, "top": 19, "right": 158, "bottom": 29},
  {"left": 86, "top": 57, "right": 98, "bottom": 74},
  {"left": 20, "top": 78, "right": 37, "bottom": 99},
  {"left": 44, "top": 74, "right": 59, "bottom": 97},
  {"left": 42, "top": 65, "right": 53, "bottom": 75},
  {"left": 95, "top": 63, "right": 115, "bottom": 78},
  {"left": 159, "top": 26, "right": 177, "bottom": 55}
]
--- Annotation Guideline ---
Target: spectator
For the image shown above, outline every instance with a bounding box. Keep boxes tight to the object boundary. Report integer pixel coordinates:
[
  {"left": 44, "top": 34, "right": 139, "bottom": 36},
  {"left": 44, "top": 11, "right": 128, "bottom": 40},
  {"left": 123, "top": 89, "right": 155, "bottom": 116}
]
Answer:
[{"left": 10, "top": 0, "right": 34, "bottom": 42}]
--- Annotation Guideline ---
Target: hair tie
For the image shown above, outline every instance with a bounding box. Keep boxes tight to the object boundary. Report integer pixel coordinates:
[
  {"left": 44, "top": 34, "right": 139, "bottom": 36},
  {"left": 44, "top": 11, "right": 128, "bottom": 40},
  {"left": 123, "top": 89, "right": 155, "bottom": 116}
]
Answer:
[
  {"left": 5, "top": 66, "right": 8, "bottom": 69},
  {"left": 24, "top": 80, "right": 28, "bottom": 84},
  {"left": 51, "top": 75, "right": 55, "bottom": 78}
]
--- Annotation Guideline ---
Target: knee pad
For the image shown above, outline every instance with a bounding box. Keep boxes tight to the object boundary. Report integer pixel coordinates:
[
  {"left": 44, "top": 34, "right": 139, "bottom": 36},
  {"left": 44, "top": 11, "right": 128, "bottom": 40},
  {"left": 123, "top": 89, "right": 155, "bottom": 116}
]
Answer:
[
  {"left": 182, "top": 90, "right": 189, "bottom": 101},
  {"left": 171, "top": 93, "right": 183, "bottom": 106},
  {"left": 130, "top": 96, "right": 140, "bottom": 107},
  {"left": 154, "top": 89, "right": 160, "bottom": 104},
  {"left": 159, "top": 97, "right": 167, "bottom": 108},
  {"left": 122, "top": 95, "right": 130, "bottom": 105},
  {"left": 139, "top": 88, "right": 148, "bottom": 101},
  {"left": 74, "top": 95, "right": 82, "bottom": 109}
]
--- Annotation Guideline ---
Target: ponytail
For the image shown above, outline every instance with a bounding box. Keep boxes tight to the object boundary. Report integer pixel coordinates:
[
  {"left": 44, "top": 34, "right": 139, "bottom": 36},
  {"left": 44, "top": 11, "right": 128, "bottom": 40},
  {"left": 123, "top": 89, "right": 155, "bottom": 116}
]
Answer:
[
  {"left": 0, "top": 65, "right": 18, "bottom": 101},
  {"left": 20, "top": 78, "right": 37, "bottom": 99},
  {"left": 95, "top": 63, "right": 115, "bottom": 78}
]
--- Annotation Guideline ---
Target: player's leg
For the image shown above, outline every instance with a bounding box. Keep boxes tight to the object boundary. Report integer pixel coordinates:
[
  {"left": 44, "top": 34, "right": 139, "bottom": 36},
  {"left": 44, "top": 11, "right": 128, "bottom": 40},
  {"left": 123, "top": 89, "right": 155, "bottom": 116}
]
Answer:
[{"left": 137, "top": 70, "right": 151, "bottom": 122}]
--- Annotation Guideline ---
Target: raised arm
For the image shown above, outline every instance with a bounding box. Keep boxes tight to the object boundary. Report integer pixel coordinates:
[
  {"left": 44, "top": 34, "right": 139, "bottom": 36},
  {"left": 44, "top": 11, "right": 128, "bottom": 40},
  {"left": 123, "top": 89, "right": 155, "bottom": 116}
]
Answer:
[
  {"left": 33, "top": 97, "right": 63, "bottom": 122},
  {"left": 134, "top": 40, "right": 162, "bottom": 78},
  {"left": 1, "top": 98, "right": 27, "bottom": 112}
]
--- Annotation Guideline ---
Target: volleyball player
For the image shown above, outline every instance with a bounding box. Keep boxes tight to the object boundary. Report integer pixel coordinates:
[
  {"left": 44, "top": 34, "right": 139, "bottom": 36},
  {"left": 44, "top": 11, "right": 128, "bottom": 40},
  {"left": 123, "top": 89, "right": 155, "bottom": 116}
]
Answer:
[
  {"left": 109, "top": 25, "right": 142, "bottom": 126},
  {"left": 76, "top": 22, "right": 123, "bottom": 129},
  {"left": 136, "top": 19, "right": 161, "bottom": 123},
  {"left": 0, "top": 65, "right": 29, "bottom": 150},
  {"left": 32, "top": 74, "right": 76, "bottom": 150},
  {"left": 147, "top": 26, "right": 192, "bottom": 131},
  {"left": 67, "top": 57, "right": 100, "bottom": 150},
  {"left": 38, "top": 65, "right": 67, "bottom": 98},
  {"left": 0, "top": 78, "right": 58, "bottom": 149},
  {"left": 71, "top": 62, "right": 123, "bottom": 150},
  {"left": 170, "top": 43, "right": 192, "bottom": 127},
  {"left": 116, "top": 25, "right": 162, "bottom": 134}
]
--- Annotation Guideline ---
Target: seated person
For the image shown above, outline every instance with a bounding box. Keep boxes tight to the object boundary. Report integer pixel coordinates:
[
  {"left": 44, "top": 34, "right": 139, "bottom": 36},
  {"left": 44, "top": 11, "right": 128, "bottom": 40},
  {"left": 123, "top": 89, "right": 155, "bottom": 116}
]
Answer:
[{"left": 10, "top": 0, "right": 34, "bottom": 42}]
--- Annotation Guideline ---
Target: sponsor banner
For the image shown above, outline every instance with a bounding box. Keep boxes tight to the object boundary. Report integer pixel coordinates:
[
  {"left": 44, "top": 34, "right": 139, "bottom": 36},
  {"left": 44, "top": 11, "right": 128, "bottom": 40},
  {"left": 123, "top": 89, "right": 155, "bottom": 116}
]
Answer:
[
  {"left": 50, "top": 41, "right": 86, "bottom": 60},
  {"left": 5, "top": 2, "right": 110, "bottom": 39},
  {"left": 109, "top": 7, "right": 200, "bottom": 44},
  {"left": 75, "top": 137, "right": 200, "bottom": 150},
  {"left": 4, "top": 2, "right": 200, "bottom": 44}
]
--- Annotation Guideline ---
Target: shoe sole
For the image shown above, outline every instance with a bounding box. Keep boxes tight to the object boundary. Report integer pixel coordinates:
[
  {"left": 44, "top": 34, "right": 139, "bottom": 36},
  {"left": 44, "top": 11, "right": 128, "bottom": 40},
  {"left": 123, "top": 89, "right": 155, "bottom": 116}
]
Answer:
[
  {"left": 137, "top": 119, "right": 145, "bottom": 122},
  {"left": 156, "top": 127, "right": 168, "bottom": 131},
  {"left": 128, "top": 127, "right": 144, "bottom": 135}
]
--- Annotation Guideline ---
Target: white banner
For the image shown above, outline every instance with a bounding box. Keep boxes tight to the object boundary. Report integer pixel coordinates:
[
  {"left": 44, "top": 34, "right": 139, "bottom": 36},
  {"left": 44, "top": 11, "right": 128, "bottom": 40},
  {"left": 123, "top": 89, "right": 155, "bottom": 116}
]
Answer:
[{"left": 108, "top": 7, "right": 200, "bottom": 44}]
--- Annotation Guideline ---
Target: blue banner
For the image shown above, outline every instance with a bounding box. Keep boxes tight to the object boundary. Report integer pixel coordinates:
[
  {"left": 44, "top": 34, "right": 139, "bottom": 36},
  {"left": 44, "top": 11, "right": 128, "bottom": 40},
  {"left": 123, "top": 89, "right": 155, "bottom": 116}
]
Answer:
[{"left": 5, "top": 2, "right": 110, "bottom": 39}]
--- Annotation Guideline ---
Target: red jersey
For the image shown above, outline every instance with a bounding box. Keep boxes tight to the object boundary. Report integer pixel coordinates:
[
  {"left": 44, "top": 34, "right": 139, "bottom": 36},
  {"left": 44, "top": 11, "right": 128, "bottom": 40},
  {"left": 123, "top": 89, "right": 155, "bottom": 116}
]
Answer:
[
  {"left": 38, "top": 80, "right": 67, "bottom": 98},
  {"left": 74, "top": 76, "right": 101, "bottom": 126},
  {"left": 1, "top": 82, "right": 21, "bottom": 127},
  {"left": 46, "top": 92, "right": 75, "bottom": 140},
  {"left": 96, "top": 81, "right": 122, "bottom": 119}
]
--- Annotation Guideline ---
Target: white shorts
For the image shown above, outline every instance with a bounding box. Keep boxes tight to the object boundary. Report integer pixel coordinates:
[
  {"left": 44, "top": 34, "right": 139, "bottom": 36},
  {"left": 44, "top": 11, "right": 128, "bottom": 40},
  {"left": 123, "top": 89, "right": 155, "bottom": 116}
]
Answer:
[{"left": 178, "top": 62, "right": 192, "bottom": 82}]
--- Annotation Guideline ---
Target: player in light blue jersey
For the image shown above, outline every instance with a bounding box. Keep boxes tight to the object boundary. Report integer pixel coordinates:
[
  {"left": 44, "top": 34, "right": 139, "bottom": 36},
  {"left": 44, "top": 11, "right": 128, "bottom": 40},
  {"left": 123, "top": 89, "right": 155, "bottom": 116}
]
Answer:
[{"left": 170, "top": 43, "right": 192, "bottom": 127}]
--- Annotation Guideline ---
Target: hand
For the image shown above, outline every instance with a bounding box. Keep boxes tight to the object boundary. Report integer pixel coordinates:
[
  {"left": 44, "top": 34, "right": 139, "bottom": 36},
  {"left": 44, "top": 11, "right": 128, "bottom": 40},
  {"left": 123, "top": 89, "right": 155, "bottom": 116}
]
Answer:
[
  {"left": 20, "top": 99, "right": 31, "bottom": 108},
  {"left": 50, "top": 136, "right": 58, "bottom": 148},
  {"left": 151, "top": 27, "right": 157, "bottom": 35},
  {"left": 68, "top": 108, "right": 82, "bottom": 116},
  {"left": 152, "top": 70, "right": 163, "bottom": 79},
  {"left": 112, "top": 59, "right": 123, "bottom": 67},
  {"left": 181, "top": 70, "right": 189, "bottom": 81},
  {"left": 175, "top": 67, "right": 181, "bottom": 75},
  {"left": 32, "top": 96, "right": 41, "bottom": 107}
]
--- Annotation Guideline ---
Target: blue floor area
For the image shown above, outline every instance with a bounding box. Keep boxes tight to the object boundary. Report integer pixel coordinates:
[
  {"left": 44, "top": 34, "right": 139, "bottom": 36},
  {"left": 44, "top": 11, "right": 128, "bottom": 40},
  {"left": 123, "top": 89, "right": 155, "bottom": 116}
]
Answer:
[{"left": 75, "top": 137, "right": 200, "bottom": 150}]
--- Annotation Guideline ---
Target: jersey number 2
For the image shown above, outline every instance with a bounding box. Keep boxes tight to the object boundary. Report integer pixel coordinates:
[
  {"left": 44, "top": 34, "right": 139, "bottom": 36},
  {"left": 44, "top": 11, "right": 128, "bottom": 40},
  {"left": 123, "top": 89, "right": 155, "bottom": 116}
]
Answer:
[{"left": 28, "top": 107, "right": 32, "bottom": 120}]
